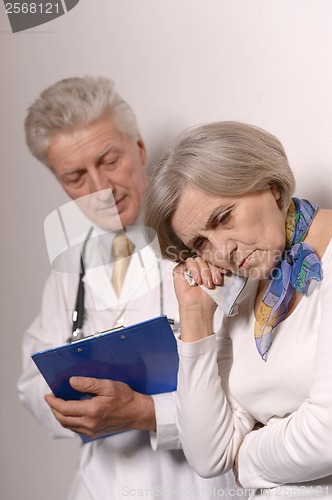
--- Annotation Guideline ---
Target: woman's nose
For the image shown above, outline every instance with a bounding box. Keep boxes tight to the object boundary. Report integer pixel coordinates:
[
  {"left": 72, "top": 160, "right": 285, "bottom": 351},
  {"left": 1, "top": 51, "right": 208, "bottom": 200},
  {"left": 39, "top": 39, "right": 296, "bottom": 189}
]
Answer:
[{"left": 208, "top": 238, "right": 237, "bottom": 265}]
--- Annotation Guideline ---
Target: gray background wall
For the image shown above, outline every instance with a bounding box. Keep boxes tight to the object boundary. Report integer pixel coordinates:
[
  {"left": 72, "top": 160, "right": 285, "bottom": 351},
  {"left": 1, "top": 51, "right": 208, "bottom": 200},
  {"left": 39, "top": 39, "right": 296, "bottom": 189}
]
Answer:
[{"left": 1, "top": 1, "right": 332, "bottom": 499}]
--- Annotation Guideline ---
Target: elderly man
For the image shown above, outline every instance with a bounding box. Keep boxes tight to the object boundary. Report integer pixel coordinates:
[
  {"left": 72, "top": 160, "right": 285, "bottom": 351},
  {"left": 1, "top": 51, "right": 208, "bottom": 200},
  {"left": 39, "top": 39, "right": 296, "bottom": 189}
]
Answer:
[{"left": 17, "top": 76, "right": 238, "bottom": 500}]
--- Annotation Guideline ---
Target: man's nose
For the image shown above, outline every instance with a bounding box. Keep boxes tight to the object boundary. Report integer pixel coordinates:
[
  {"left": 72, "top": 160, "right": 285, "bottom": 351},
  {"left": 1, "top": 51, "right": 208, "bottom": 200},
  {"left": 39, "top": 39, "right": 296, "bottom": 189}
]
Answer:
[{"left": 89, "top": 171, "right": 114, "bottom": 197}]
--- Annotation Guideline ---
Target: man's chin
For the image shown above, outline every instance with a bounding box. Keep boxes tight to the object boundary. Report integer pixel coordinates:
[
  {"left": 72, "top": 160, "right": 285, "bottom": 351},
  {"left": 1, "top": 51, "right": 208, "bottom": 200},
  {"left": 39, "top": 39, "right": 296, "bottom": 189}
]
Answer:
[
  {"left": 88, "top": 213, "right": 124, "bottom": 232},
  {"left": 93, "top": 213, "right": 138, "bottom": 232}
]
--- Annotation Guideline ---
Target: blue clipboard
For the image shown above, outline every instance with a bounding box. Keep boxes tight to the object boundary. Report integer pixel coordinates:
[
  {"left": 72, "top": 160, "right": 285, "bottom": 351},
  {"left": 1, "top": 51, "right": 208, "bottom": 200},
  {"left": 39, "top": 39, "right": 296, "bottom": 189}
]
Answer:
[
  {"left": 32, "top": 315, "right": 179, "bottom": 399},
  {"left": 32, "top": 316, "right": 179, "bottom": 442}
]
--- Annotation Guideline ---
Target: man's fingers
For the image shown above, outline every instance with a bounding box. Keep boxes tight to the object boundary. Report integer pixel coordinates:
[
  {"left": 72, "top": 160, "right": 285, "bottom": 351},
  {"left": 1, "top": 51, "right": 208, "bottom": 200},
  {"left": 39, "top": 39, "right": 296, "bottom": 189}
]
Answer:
[
  {"left": 45, "top": 394, "right": 96, "bottom": 436},
  {"left": 50, "top": 407, "right": 93, "bottom": 436},
  {"left": 69, "top": 376, "right": 113, "bottom": 396},
  {"left": 45, "top": 393, "right": 88, "bottom": 416}
]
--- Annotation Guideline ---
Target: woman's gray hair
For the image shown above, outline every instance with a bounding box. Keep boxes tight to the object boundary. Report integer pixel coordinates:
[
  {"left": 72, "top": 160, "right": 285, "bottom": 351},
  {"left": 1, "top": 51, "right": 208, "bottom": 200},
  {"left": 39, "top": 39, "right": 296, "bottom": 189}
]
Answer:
[
  {"left": 25, "top": 76, "right": 140, "bottom": 165},
  {"left": 143, "top": 121, "right": 296, "bottom": 262}
]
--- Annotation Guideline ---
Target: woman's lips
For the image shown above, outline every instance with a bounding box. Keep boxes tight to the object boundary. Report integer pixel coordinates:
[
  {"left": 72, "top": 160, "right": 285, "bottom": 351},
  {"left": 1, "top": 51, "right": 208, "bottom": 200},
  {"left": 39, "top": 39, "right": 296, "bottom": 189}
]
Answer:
[{"left": 239, "top": 252, "right": 254, "bottom": 269}]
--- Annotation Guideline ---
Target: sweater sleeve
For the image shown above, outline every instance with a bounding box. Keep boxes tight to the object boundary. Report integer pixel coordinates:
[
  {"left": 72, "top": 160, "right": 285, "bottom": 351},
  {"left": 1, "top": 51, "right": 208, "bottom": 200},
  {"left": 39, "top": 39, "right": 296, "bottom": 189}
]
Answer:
[
  {"left": 150, "top": 308, "right": 228, "bottom": 453},
  {"left": 238, "top": 251, "right": 332, "bottom": 488},
  {"left": 176, "top": 324, "right": 255, "bottom": 478}
]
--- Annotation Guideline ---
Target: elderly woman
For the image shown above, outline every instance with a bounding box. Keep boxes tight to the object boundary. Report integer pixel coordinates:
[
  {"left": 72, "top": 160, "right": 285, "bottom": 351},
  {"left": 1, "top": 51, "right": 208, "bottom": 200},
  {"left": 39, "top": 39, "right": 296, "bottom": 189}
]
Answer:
[{"left": 143, "top": 122, "right": 332, "bottom": 497}]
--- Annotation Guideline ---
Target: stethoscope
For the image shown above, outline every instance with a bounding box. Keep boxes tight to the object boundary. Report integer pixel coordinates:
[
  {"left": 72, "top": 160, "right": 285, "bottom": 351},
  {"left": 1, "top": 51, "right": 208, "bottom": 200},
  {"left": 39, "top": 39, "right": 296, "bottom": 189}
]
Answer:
[
  {"left": 67, "top": 228, "right": 179, "bottom": 343},
  {"left": 69, "top": 227, "right": 93, "bottom": 342}
]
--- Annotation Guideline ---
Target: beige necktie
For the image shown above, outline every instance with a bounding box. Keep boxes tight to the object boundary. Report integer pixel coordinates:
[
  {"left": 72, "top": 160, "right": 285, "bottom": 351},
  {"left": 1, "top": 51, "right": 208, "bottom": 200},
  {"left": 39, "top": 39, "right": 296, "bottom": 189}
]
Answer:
[{"left": 111, "top": 232, "right": 134, "bottom": 296}]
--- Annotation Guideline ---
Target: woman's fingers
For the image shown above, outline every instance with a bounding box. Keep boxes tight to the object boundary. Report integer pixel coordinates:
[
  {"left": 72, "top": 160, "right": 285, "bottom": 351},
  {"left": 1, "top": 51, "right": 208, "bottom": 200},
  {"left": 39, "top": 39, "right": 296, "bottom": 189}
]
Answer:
[
  {"left": 211, "top": 266, "right": 225, "bottom": 286},
  {"left": 180, "top": 257, "right": 225, "bottom": 289}
]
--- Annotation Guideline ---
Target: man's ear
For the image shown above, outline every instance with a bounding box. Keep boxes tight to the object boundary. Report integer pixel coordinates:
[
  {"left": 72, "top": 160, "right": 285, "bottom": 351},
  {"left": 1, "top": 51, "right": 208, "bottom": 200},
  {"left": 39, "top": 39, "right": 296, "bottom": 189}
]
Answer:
[{"left": 137, "top": 136, "right": 147, "bottom": 166}]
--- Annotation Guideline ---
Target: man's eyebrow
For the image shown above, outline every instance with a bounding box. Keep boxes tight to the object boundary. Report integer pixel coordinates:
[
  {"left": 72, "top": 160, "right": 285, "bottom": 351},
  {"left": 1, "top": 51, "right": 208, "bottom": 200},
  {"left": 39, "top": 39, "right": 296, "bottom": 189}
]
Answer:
[
  {"left": 60, "top": 145, "right": 116, "bottom": 176},
  {"left": 60, "top": 167, "right": 83, "bottom": 178},
  {"left": 97, "top": 144, "right": 114, "bottom": 160}
]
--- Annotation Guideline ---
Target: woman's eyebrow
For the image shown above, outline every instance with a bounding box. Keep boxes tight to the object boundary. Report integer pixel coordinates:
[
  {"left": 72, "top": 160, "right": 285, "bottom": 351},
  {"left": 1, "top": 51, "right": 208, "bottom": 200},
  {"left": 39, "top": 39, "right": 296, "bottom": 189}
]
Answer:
[{"left": 205, "top": 204, "right": 234, "bottom": 228}]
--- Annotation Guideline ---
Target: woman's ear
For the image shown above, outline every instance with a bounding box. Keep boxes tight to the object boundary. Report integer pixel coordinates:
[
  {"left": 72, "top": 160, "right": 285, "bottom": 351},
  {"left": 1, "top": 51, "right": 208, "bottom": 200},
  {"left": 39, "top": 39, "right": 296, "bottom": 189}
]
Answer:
[{"left": 270, "top": 185, "right": 281, "bottom": 201}]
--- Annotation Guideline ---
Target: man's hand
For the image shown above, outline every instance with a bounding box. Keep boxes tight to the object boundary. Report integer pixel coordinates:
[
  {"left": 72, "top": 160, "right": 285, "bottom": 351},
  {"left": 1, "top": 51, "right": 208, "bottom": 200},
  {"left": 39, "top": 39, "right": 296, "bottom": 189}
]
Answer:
[{"left": 44, "top": 376, "right": 156, "bottom": 439}]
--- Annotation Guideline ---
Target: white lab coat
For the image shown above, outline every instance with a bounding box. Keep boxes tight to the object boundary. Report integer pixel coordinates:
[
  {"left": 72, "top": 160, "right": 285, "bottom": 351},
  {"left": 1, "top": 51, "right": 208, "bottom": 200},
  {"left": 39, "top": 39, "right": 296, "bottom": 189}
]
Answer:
[{"left": 18, "top": 227, "right": 239, "bottom": 500}]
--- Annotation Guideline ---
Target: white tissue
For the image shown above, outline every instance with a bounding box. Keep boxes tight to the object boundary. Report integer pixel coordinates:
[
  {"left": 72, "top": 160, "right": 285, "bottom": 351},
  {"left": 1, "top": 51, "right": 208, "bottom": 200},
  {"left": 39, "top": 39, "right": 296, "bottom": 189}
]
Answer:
[{"left": 184, "top": 271, "right": 247, "bottom": 316}]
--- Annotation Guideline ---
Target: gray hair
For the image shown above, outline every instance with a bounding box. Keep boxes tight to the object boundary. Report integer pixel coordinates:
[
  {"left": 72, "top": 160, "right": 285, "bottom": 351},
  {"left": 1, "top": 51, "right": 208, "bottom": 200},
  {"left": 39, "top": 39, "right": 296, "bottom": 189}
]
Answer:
[
  {"left": 25, "top": 76, "right": 140, "bottom": 165},
  {"left": 143, "top": 121, "right": 296, "bottom": 261}
]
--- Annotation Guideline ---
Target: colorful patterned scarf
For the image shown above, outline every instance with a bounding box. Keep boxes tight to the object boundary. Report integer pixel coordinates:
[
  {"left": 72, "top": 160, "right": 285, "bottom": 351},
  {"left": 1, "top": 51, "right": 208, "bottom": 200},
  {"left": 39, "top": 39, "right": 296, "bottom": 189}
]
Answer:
[{"left": 254, "top": 198, "right": 322, "bottom": 360}]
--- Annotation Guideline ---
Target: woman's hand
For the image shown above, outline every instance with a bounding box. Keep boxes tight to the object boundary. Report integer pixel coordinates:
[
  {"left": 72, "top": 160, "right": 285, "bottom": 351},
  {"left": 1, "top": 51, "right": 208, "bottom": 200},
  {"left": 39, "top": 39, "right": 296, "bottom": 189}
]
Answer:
[
  {"left": 173, "top": 256, "right": 225, "bottom": 342},
  {"left": 234, "top": 422, "right": 264, "bottom": 486}
]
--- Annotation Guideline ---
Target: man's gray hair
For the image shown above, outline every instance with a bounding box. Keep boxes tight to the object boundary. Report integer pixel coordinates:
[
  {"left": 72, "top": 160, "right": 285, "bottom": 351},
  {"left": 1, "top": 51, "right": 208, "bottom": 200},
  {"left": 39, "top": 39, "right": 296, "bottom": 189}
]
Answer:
[{"left": 25, "top": 76, "right": 140, "bottom": 165}]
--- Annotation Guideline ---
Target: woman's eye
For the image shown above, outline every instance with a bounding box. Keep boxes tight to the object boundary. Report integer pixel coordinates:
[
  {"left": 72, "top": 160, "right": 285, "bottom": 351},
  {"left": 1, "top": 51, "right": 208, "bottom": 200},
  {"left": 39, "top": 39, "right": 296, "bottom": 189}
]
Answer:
[
  {"left": 218, "top": 210, "right": 231, "bottom": 225},
  {"left": 194, "top": 238, "right": 207, "bottom": 250}
]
